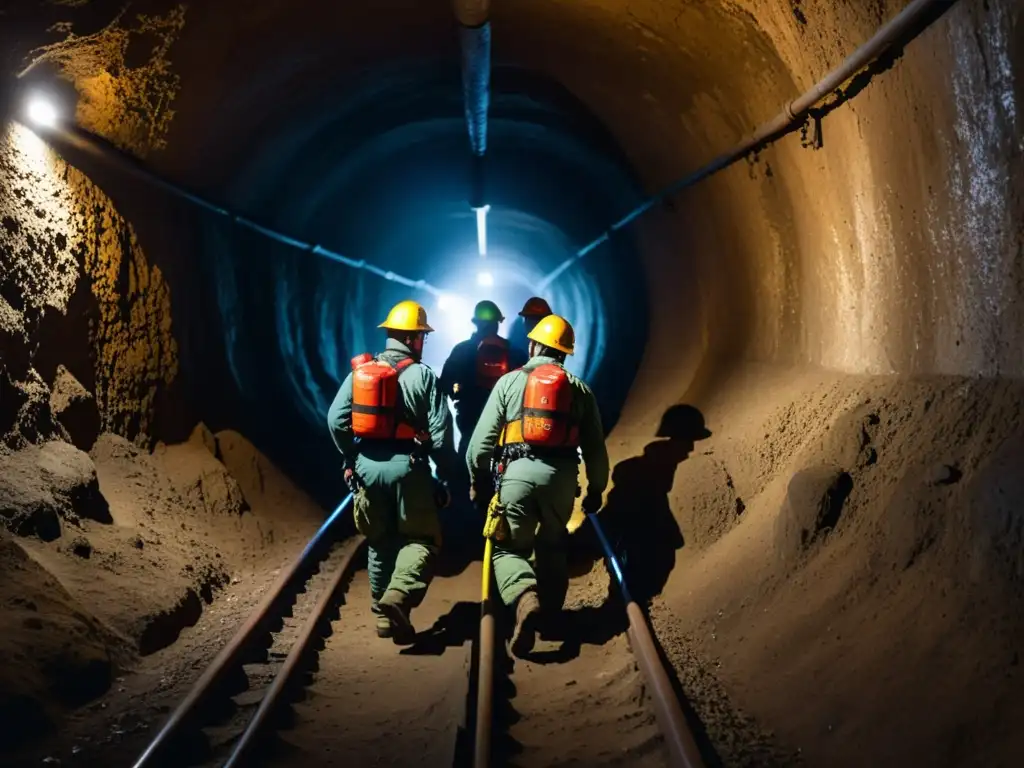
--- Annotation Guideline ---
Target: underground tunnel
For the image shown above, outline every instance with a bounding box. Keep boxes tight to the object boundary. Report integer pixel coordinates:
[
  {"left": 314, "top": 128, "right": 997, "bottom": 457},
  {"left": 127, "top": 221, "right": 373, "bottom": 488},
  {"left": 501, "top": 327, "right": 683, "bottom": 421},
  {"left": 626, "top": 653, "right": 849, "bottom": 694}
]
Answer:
[{"left": 1, "top": 0, "right": 1022, "bottom": 766}]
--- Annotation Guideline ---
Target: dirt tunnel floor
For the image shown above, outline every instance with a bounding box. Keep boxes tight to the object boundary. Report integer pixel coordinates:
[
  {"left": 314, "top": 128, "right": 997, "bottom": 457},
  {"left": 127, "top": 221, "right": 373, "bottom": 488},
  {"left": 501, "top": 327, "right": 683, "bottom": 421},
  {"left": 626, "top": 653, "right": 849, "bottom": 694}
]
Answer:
[
  {"left": 4, "top": 533, "right": 794, "bottom": 767},
  {"left": 498, "top": 568, "right": 669, "bottom": 768},
  {"left": 271, "top": 565, "right": 479, "bottom": 768}
]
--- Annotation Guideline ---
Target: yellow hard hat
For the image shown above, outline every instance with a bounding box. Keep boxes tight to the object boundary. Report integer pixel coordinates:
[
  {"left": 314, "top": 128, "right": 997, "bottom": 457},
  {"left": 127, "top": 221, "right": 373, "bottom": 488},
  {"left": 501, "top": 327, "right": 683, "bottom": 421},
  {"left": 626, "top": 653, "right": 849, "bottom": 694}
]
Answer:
[
  {"left": 378, "top": 300, "right": 434, "bottom": 332},
  {"left": 527, "top": 314, "right": 575, "bottom": 355}
]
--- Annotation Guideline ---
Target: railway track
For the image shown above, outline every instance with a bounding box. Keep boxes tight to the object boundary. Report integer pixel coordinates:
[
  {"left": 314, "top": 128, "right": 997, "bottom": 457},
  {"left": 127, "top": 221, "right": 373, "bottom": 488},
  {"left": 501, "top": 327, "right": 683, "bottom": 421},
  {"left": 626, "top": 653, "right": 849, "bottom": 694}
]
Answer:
[
  {"left": 133, "top": 499, "right": 704, "bottom": 768},
  {"left": 470, "top": 517, "right": 705, "bottom": 768},
  {"left": 132, "top": 496, "right": 361, "bottom": 768}
]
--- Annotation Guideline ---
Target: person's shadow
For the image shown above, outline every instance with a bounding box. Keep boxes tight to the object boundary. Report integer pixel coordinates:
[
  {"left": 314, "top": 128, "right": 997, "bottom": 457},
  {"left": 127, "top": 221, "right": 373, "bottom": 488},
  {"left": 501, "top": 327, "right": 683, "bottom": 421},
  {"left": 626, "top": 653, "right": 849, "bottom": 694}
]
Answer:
[{"left": 589, "top": 404, "right": 712, "bottom": 607}]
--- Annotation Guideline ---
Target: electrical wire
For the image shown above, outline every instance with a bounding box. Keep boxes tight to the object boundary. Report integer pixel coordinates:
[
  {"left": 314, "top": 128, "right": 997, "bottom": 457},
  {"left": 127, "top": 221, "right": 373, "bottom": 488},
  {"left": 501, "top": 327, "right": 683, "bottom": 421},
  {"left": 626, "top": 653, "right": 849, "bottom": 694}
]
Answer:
[{"left": 17, "top": 121, "right": 448, "bottom": 299}]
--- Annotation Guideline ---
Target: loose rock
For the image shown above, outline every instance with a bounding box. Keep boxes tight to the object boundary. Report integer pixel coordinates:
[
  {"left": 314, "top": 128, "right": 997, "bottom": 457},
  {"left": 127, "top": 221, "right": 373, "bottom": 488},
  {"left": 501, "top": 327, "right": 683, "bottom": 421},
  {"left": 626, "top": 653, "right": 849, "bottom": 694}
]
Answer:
[
  {"left": 775, "top": 466, "right": 854, "bottom": 561},
  {"left": 49, "top": 366, "right": 101, "bottom": 452}
]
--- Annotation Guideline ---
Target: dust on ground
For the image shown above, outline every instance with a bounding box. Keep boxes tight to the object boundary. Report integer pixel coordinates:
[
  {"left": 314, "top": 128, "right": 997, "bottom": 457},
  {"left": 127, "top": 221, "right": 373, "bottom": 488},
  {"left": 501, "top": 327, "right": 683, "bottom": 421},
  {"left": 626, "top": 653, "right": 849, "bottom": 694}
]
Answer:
[
  {"left": 634, "top": 365, "right": 1024, "bottom": 768},
  {"left": 1, "top": 423, "right": 323, "bottom": 763}
]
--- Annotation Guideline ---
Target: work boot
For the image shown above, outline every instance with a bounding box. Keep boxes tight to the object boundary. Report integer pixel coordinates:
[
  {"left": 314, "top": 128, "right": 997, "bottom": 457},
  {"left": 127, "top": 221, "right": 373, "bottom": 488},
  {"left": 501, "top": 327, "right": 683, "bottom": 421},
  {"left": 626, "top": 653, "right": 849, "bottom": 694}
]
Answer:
[
  {"left": 371, "top": 600, "right": 392, "bottom": 639},
  {"left": 377, "top": 589, "right": 415, "bottom": 645},
  {"left": 375, "top": 613, "right": 393, "bottom": 638},
  {"left": 510, "top": 589, "right": 541, "bottom": 659}
]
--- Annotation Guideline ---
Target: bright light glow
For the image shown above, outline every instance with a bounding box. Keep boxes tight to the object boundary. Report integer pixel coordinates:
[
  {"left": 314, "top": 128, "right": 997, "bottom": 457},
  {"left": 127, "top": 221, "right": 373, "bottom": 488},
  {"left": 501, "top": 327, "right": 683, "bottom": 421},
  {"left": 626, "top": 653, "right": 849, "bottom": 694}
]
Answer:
[
  {"left": 474, "top": 204, "right": 490, "bottom": 257},
  {"left": 436, "top": 293, "right": 471, "bottom": 318},
  {"left": 477, "top": 270, "right": 494, "bottom": 287},
  {"left": 25, "top": 96, "right": 59, "bottom": 129}
]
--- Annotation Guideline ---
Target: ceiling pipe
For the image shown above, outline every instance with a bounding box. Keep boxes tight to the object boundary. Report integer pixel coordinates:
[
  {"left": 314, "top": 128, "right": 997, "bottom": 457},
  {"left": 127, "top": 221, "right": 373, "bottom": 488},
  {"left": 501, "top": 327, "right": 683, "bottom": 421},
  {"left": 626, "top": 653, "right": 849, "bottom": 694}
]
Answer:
[{"left": 455, "top": 0, "right": 491, "bottom": 214}]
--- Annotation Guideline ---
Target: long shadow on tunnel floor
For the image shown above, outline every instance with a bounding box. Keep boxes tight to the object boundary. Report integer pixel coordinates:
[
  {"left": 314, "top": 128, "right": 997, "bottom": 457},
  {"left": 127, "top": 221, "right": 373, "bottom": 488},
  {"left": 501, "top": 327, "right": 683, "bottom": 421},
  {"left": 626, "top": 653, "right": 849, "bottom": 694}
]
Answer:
[
  {"left": 569, "top": 404, "right": 712, "bottom": 607},
  {"left": 401, "top": 600, "right": 478, "bottom": 656}
]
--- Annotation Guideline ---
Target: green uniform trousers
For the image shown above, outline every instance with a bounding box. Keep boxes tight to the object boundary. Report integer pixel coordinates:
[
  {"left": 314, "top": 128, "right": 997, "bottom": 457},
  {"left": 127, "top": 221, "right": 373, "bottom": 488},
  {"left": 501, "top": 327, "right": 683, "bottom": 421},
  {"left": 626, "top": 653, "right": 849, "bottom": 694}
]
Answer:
[
  {"left": 492, "top": 456, "right": 578, "bottom": 611},
  {"left": 353, "top": 453, "right": 441, "bottom": 608}
]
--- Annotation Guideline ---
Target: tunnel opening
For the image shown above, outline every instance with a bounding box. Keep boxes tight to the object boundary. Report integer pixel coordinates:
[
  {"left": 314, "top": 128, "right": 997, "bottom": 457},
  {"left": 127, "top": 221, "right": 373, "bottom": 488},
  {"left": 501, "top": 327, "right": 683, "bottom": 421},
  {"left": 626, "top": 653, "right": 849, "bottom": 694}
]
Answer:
[{"left": 187, "top": 62, "right": 650, "bottom": 507}]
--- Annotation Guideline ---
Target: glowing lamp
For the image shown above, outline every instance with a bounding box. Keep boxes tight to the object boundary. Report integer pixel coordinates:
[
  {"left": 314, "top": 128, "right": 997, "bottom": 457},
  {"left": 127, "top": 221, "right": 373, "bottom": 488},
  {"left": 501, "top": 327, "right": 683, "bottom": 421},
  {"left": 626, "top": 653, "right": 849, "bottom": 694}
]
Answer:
[
  {"left": 25, "top": 95, "right": 59, "bottom": 129},
  {"left": 474, "top": 204, "right": 490, "bottom": 257},
  {"left": 477, "top": 271, "right": 494, "bottom": 287}
]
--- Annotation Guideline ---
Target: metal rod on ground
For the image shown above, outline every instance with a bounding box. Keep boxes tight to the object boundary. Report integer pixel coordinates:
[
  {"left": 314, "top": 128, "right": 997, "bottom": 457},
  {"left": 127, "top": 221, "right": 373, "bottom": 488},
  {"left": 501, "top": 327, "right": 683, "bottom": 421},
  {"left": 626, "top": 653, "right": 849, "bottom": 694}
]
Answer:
[
  {"left": 588, "top": 513, "right": 705, "bottom": 768},
  {"left": 223, "top": 536, "right": 366, "bottom": 768},
  {"left": 538, "top": 0, "right": 960, "bottom": 291},
  {"left": 474, "top": 536, "right": 495, "bottom": 768},
  {"left": 132, "top": 495, "right": 354, "bottom": 768}
]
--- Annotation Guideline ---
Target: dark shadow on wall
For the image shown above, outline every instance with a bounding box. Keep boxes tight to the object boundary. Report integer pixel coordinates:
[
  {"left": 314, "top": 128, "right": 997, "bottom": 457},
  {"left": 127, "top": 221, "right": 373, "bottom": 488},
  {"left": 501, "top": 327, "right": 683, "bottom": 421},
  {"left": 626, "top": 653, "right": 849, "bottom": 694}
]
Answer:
[{"left": 590, "top": 404, "right": 712, "bottom": 606}]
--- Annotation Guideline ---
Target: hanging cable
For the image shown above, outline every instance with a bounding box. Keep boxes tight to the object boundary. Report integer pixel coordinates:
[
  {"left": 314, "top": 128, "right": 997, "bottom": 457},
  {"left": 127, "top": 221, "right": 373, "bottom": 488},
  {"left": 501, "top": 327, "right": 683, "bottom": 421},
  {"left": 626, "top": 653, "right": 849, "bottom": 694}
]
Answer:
[
  {"left": 16, "top": 120, "right": 448, "bottom": 297},
  {"left": 537, "top": 0, "right": 959, "bottom": 292}
]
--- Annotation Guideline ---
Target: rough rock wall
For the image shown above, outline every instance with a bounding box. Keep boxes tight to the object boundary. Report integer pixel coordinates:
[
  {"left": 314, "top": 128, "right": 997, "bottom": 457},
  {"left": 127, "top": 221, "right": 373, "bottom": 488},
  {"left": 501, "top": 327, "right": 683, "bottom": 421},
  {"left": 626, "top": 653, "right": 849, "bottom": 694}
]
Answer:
[
  {"left": 1, "top": 5, "right": 185, "bottom": 449},
  {"left": 31, "top": 4, "right": 186, "bottom": 157},
  {"left": 1, "top": 124, "right": 178, "bottom": 446}
]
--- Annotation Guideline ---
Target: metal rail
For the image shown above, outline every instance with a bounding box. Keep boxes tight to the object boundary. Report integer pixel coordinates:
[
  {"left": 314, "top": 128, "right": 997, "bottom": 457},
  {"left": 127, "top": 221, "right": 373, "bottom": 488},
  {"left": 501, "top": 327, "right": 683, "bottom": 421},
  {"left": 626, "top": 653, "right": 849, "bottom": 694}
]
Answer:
[
  {"left": 471, "top": 514, "right": 705, "bottom": 767},
  {"left": 223, "top": 536, "right": 365, "bottom": 767},
  {"left": 590, "top": 514, "right": 704, "bottom": 768},
  {"left": 132, "top": 495, "right": 353, "bottom": 768},
  {"left": 473, "top": 537, "right": 496, "bottom": 768},
  {"left": 471, "top": 514, "right": 704, "bottom": 765}
]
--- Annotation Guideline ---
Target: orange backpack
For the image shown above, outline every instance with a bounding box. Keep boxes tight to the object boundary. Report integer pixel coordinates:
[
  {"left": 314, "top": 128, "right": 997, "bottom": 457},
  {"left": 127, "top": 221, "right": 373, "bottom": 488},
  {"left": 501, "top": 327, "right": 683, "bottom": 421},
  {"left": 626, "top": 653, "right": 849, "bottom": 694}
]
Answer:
[
  {"left": 505, "top": 363, "right": 578, "bottom": 447},
  {"left": 350, "top": 355, "right": 416, "bottom": 440}
]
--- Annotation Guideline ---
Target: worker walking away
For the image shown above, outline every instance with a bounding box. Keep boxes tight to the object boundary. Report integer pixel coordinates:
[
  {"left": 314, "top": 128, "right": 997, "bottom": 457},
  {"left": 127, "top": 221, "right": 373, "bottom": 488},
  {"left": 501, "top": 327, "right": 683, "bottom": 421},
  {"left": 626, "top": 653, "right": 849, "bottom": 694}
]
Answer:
[
  {"left": 327, "top": 300, "right": 457, "bottom": 644},
  {"left": 440, "top": 300, "right": 526, "bottom": 457},
  {"left": 466, "top": 314, "right": 608, "bottom": 658},
  {"left": 508, "top": 296, "right": 552, "bottom": 361}
]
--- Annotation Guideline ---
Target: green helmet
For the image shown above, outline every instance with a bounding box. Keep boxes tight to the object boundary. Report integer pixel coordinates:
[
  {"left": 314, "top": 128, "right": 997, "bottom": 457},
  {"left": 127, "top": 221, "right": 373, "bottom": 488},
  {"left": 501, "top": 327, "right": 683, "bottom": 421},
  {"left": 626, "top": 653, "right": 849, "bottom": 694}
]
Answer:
[{"left": 473, "top": 300, "right": 504, "bottom": 324}]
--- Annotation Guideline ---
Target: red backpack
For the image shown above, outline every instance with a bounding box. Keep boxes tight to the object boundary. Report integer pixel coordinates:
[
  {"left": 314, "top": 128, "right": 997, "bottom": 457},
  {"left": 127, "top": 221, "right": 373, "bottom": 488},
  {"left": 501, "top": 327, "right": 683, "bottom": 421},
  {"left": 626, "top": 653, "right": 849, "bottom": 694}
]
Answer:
[
  {"left": 350, "top": 355, "right": 416, "bottom": 439},
  {"left": 520, "top": 363, "right": 578, "bottom": 446},
  {"left": 476, "top": 335, "right": 510, "bottom": 390}
]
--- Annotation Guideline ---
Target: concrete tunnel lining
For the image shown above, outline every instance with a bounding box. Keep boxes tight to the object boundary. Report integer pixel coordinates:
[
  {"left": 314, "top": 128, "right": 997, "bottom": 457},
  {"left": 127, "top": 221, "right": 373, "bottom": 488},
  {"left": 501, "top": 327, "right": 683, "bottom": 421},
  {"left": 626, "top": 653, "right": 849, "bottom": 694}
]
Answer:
[{"left": 1, "top": 0, "right": 1023, "bottom": 765}]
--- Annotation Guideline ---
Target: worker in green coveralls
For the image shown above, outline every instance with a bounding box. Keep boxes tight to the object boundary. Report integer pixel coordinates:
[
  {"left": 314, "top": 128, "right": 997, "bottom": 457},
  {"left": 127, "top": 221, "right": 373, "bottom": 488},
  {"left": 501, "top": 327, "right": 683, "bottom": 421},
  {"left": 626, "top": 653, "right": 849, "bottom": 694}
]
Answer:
[
  {"left": 465, "top": 314, "right": 609, "bottom": 658},
  {"left": 327, "top": 300, "right": 457, "bottom": 644}
]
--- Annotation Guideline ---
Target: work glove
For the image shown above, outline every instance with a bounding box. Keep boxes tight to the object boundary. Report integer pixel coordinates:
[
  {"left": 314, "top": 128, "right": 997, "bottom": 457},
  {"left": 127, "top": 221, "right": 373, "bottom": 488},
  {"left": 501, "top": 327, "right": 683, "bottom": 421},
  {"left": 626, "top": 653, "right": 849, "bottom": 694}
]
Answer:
[
  {"left": 343, "top": 468, "right": 361, "bottom": 494},
  {"left": 434, "top": 480, "right": 452, "bottom": 510},
  {"left": 581, "top": 493, "right": 603, "bottom": 516}
]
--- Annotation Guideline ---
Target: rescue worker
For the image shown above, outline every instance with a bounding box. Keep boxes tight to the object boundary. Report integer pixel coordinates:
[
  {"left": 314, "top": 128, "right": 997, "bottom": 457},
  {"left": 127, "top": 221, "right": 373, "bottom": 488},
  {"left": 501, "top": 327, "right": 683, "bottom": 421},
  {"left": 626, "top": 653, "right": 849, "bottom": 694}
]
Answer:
[
  {"left": 508, "top": 296, "right": 553, "bottom": 360},
  {"left": 327, "top": 300, "right": 457, "bottom": 644},
  {"left": 440, "top": 300, "right": 526, "bottom": 457},
  {"left": 465, "top": 314, "right": 608, "bottom": 658}
]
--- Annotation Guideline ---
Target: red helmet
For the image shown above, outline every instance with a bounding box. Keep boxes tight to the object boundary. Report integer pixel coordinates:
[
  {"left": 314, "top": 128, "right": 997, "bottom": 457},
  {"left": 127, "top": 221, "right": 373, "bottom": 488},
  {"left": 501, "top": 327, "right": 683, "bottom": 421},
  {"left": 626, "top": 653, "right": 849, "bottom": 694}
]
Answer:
[{"left": 518, "top": 297, "right": 552, "bottom": 318}]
